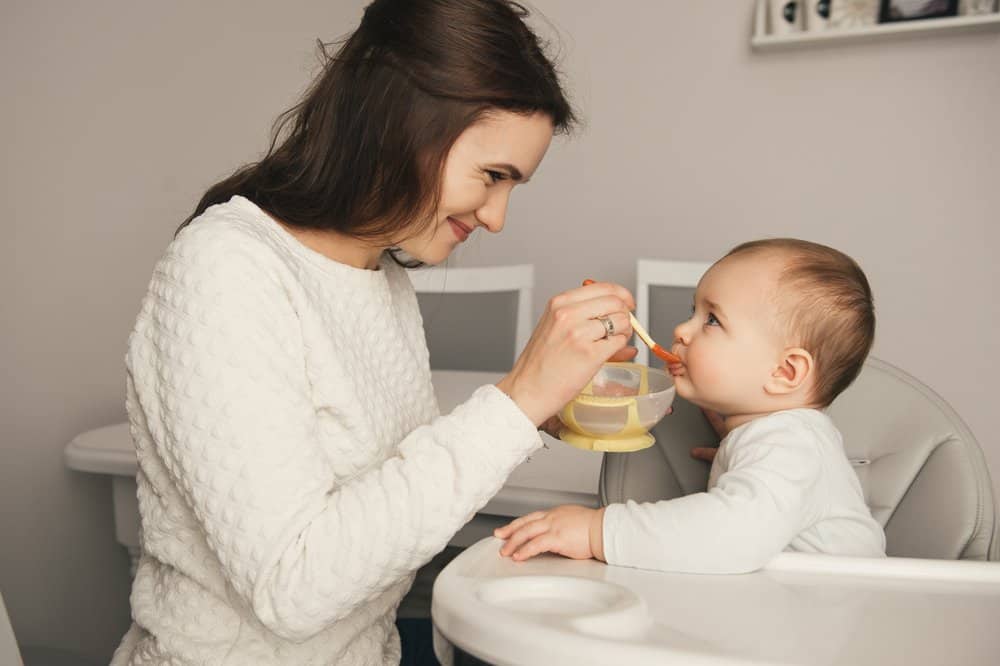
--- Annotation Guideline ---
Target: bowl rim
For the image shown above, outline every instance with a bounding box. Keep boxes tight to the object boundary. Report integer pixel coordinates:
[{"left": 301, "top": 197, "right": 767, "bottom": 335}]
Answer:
[{"left": 574, "top": 362, "right": 675, "bottom": 406}]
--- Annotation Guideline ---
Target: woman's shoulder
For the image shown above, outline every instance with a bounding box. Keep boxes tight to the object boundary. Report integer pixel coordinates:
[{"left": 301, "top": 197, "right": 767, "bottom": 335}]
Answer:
[
  {"left": 172, "top": 196, "right": 281, "bottom": 259},
  {"left": 159, "top": 196, "right": 293, "bottom": 284}
]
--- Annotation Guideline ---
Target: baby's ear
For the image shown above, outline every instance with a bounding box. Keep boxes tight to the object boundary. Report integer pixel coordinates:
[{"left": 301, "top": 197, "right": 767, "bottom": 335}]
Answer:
[{"left": 766, "top": 347, "right": 814, "bottom": 396}]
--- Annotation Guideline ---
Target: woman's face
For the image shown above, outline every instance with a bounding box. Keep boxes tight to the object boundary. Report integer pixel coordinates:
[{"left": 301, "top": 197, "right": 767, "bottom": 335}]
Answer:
[{"left": 395, "top": 110, "right": 554, "bottom": 265}]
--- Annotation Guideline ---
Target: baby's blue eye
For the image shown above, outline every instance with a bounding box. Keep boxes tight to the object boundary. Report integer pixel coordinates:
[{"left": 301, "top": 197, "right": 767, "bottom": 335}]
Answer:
[{"left": 706, "top": 312, "right": 720, "bottom": 326}]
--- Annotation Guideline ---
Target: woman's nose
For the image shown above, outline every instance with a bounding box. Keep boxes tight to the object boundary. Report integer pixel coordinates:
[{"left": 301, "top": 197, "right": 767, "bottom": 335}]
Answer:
[{"left": 476, "top": 191, "right": 510, "bottom": 233}]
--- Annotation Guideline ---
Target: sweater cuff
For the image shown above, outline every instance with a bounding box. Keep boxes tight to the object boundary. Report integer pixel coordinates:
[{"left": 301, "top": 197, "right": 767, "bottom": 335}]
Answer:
[
  {"left": 458, "top": 384, "right": 542, "bottom": 452},
  {"left": 601, "top": 501, "right": 627, "bottom": 566}
]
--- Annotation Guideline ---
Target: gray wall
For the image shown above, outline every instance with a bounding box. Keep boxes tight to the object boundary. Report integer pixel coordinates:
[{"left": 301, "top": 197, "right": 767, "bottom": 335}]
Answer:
[{"left": 2, "top": 1, "right": 997, "bottom": 660}]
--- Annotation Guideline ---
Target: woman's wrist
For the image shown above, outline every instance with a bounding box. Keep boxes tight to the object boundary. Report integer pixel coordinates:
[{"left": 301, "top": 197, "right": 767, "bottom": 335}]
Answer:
[
  {"left": 589, "top": 506, "right": 606, "bottom": 562},
  {"left": 496, "top": 374, "right": 546, "bottom": 427}
]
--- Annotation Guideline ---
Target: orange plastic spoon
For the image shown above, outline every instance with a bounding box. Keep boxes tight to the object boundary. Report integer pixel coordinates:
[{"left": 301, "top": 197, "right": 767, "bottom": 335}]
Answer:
[{"left": 583, "top": 279, "right": 682, "bottom": 365}]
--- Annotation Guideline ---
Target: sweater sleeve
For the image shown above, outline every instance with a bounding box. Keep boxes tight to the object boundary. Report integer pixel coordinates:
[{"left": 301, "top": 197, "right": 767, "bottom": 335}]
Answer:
[
  {"left": 126, "top": 230, "right": 541, "bottom": 641},
  {"left": 602, "top": 417, "right": 823, "bottom": 574}
]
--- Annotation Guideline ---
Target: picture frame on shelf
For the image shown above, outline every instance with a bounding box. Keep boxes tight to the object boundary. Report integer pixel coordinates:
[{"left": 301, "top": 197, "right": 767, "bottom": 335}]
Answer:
[
  {"left": 878, "top": 0, "right": 959, "bottom": 22},
  {"left": 958, "top": 0, "right": 999, "bottom": 15},
  {"left": 829, "top": 0, "right": 880, "bottom": 28}
]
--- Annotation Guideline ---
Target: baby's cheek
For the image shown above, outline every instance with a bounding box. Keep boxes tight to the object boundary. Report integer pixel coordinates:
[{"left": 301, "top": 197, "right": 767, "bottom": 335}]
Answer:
[{"left": 690, "top": 356, "right": 722, "bottom": 386}]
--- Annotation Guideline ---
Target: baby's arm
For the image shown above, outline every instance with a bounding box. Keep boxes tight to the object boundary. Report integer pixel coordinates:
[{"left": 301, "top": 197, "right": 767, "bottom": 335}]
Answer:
[
  {"left": 604, "top": 423, "right": 823, "bottom": 574},
  {"left": 494, "top": 505, "right": 607, "bottom": 562}
]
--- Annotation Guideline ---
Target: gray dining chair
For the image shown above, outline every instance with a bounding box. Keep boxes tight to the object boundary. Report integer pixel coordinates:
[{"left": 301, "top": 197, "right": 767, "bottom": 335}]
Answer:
[
  {"left": 1, "top": 587, "right": 103, "bottom": 666},
  {"left": 401, "top": 264, "right": 535, "bottom": 620},
  {"left": 1, "top": 589, "right": 21, "bottom": 666},
  {"left": 408, "top": 264, "right": 533, "bottom": 372}
]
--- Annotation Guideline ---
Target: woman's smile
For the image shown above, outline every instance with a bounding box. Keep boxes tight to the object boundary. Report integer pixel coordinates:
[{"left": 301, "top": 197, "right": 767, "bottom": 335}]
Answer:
[{"left": 448, "top": 216, "right": 474, "bottom": 242}]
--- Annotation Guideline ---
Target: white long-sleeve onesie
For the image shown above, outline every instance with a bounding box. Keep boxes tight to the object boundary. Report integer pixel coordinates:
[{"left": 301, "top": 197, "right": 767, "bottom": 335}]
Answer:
[
  {"left": 603, "top": 409, "right": 885, "bottom": 574},
  {"left": 112, "top": 196, "right": 542, "bottom": 665}
]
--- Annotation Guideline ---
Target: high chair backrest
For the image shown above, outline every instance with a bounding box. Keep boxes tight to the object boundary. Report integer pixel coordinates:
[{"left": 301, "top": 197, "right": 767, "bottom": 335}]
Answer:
[
  {"left": 600, "top": 357, "right": 999, "bottom": 561},
  {"left": 408, "top": 264, "right": 533, "bottom": 372}
]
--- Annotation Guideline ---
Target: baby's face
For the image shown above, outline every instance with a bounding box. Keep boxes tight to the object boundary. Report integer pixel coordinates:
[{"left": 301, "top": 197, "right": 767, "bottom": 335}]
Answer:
[{"left": 668, "top": 253, "right": 789, "bottom": 417}]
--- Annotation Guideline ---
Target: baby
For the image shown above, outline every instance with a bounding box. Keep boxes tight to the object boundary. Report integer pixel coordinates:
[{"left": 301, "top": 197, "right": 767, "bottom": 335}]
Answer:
[{"left": 495, "top": 238, "right": 886, "bottom": 573}]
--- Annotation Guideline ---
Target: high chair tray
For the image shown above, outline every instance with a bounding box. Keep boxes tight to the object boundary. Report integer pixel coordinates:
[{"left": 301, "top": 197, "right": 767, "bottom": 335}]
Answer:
[{"left": 431, "top": 537, "right": 1000, "bottom": 666}]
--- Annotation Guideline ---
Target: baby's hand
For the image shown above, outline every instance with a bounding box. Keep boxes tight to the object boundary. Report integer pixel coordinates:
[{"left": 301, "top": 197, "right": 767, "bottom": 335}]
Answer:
[
  {"left": 701, "top": 407, "right": 728, "bottom": 439},
  {"left": 494, "top": 505, "right": 606, "bottom": 562},
  {"left": 690, "top": 446, "right": 718, "bottom": 463}
]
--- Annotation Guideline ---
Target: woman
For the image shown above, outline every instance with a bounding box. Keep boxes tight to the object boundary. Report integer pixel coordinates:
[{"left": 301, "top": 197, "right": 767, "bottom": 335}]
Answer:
[{"left": 113, "top": 1, "right": 635, "bottom": 664}]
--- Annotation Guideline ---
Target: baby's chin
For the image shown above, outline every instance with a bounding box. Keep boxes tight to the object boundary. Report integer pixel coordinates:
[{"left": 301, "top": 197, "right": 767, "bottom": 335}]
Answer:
[
  {"left": 673, "top": 381, "right": 722, "bottom": 414},
  {"left": 673, "top": 378, "right": 699, "bottom": 403}
]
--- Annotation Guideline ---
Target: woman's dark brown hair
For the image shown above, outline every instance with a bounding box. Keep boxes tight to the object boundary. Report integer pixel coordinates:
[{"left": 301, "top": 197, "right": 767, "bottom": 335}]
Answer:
[{"left": 179, "top": 0, "right": 575, "bottom": 258}]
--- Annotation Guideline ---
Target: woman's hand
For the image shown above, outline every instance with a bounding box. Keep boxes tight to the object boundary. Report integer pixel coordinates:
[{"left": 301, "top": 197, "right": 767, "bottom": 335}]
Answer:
[
  {"left": 497, "top": 281, "right": 635, "bottom": 427},
  {"left": 537, "top": 345, "right": 638, "bottom": 438}
]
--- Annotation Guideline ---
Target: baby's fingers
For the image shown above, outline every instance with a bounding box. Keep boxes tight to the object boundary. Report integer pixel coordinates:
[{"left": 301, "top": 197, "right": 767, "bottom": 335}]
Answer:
[
  {"left": 498, "top": 518, "right": 550, "bottom": 558},
  {"left": 512, "top": 534, "right": 558, "bottom": 562},
  {"left": 494, "top": 511, "right": 546, "bottom": 539},
  {"left": 690, "top": 446, "right": 718, "bottom": 463}
]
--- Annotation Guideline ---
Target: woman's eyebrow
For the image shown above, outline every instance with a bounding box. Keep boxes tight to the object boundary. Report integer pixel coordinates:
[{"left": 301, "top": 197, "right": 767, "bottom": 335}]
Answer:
[{"left": 485, "top": 163, "right": 526, "bottom": 182}]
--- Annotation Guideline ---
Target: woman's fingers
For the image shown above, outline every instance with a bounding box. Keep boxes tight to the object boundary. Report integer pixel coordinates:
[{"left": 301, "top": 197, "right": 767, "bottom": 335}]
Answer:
[
  {"left": 567, "top": 294, "right": 635, "bottom": 327},
  {"left": 587, "top": 310, "right": 632, "bottom": 342},
  {"left": 495, "top": 281, "right": 638, "bottom": 426},
  {"left": 606, "top": 345, "right": 638, "bottom": 363},
  {"left": 554, "top": 280, "right": 635, "bottom": 311}
]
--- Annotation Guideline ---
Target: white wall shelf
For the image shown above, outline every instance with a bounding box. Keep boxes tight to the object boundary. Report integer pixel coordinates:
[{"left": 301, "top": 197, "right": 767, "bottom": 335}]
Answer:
[{"left": 752, "top": 0, "right": 1000, "bottom": 50}]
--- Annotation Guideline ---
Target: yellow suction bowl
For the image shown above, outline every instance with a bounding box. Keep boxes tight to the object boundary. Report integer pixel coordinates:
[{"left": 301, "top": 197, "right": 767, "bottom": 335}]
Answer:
[{"left": 558, "top": 362, "right": 675, "bottom": 453}]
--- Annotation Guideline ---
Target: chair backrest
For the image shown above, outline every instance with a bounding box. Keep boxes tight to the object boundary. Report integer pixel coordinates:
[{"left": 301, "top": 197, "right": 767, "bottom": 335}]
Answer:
[
  {"left": 408, "top": 264, "right": 533, "bottom": 372},
  {"left": 635, "top": 258, "right": 711, "bottom": 366},
  {"left": 600, "top": 356, "right": 999, "bottom": 561},
  {"left": 1, "top": 590, "right": 24, "bottom": 666}
]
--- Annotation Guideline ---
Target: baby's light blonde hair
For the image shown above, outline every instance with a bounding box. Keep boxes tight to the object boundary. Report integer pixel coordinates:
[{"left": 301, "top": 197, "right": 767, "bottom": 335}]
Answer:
[{"left": 723, "top": 238, "right": 875, "bottom": 408}]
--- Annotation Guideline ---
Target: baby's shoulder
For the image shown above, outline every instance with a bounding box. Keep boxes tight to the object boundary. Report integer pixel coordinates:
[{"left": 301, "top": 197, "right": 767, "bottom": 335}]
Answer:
[
  {"left": 724, "top": 410, "right": 833, "bottom": 469},
  {"left": 735, "top": 409, "right": 832, "bottom": 443}
]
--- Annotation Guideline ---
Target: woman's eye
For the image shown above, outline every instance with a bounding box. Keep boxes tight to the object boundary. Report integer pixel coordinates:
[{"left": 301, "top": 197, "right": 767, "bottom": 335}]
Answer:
[
  {"left": 706, "top": 312, "right": 720, "bottom": 326},
  {"left": 485, "top": 169, "right": 506, "bottom": 183}
]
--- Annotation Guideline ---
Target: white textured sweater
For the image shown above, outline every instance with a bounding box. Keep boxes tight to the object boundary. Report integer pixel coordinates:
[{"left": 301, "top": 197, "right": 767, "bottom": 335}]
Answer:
[
  {"left": 603, "top": 409, "right": 885, "bottom": 574},
  {"left": 112, "top": 196, "right": 542, "bottom": 665}
]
